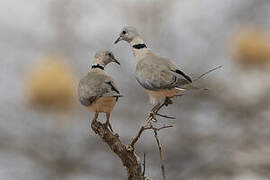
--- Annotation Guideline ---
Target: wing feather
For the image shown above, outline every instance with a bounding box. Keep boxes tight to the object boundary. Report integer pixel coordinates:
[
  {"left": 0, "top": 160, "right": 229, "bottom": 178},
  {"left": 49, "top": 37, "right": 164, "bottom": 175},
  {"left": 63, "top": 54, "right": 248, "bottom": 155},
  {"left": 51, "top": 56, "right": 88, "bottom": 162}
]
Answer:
[
  {"left": 78, "top": 72, "right": 121, "bottom": 107},
  {"left": 135, "top": 53, "right": 192, "bottom": 90}
]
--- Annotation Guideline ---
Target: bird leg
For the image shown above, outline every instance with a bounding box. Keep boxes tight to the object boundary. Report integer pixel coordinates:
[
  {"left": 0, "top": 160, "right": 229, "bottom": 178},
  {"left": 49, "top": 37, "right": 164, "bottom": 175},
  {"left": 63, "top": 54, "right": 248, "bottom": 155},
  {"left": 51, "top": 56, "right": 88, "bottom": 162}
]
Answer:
[
  {"left": 147, "top": 97, "right": 175, "bottom": 121},
  {"left": 89, "top": 112, "right": 99, "bottom": 132},
  {"left": 92, "top": 112, "right": 99, "bottom": 123},
  {"left": 156, "top": 97, "right": 175, "bottom": 118},
  {"left": 105, "top": 113, "right": 113, "bottom": 132},
  {"left": 147, "top": 103, "right": 161, "bottom": 122},
  {"left": 164, "top": 97, "right": 173, "bottom": 106}
]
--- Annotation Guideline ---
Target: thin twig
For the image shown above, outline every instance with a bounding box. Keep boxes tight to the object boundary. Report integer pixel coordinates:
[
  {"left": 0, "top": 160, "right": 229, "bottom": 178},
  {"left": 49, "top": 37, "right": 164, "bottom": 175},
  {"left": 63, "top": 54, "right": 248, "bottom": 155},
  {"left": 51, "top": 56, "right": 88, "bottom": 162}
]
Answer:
[
  {"left": 193, "top": 65, "right": 223, "bottom": 82},
  {"left": 130, "top": 123, "right": 173, "bottom": 148},
  {"left": 130, "top": 126, "right": 150, "bottom": 148},
  {"left": 142, "top": 152, "right": 146, "bottom": 177},
  {"left": 156, "top": 125, "right": 173, "bottom": 131},
  {"left": 156, "top": 113, "right": 176, "bottom": 119},
  {"left": 153, "top": 129, "right": 166, "bottom": 180}
]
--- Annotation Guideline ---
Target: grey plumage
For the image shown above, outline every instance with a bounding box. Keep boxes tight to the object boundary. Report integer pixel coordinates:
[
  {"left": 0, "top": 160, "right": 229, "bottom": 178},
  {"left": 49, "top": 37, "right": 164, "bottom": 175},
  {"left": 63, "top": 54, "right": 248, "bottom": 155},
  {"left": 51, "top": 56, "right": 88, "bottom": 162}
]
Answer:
[
  {"left": 77, "top": 50, "right": 121, "bottom": 131},
  {"left": 78, "top": 72, "right": 120, "bottom": 107},
  {"left": 115, "top": 26, "right": 192, "bottom": 105},
  {"left": 115, "top": 26, "right": 193, "bottom": 122},
  {"left": 135, "top": 52, "right": 191, "bottom": 91}
]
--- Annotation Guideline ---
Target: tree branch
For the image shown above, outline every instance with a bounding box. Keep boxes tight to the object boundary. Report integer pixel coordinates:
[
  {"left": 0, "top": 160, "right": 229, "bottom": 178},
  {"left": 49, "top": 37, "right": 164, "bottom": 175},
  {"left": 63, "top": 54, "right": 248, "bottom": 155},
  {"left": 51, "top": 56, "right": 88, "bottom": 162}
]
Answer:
[
  {"left": 143, "top": 152, "right": 146, "bottom": 178},
  {"left": 91, "top": 120, "right": 143, "bottom": 180},
  {"left": 90, "top": 96, "right": 174, "bottom": 180},
  {"left": 130, "top": 123, "right": 173, "bottom": 149},
  {"left": 153, "top": 129, "right": 166, "bottom": 180}
]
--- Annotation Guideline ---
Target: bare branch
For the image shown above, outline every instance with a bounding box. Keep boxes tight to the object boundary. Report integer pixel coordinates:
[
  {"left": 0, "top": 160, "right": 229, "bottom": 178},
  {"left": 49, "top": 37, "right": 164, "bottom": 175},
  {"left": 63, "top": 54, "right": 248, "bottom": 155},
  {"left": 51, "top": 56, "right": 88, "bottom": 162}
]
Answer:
[
  {"left": 130, "top": 126, "right": 150, "bottom": 148},
  {"left": 130, "top": 123, "right": 173, "bottom": 149},
  {"left": 156, "top": 113, "right": 176, "bottom": 119},
  {"left": 91, "top": 120, "right": 143, "bottom": 180},
  {"left": 153, "top": 129, "right": 166, "bottom": 180},
  {"left": 91, "top": 96, "right": 173, "bottom": 180},
  {"left": 156, "top": 125, "right": 173, "bottom": 131},
  {"left": 142, "top": 152, "right": 146, "bottom": 177}
]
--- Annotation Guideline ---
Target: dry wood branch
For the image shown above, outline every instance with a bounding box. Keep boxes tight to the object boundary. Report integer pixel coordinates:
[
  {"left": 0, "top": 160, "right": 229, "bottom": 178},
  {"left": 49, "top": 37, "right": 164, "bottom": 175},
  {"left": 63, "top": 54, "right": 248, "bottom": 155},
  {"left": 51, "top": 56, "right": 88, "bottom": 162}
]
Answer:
[
  {"left": 130, "top": 123, "right": 173, "bottom": 149},
  {"left": 130, "top": 126, "right": 149, "bottom": 148},
  {"left": 129, "top": 122, "right": 172, "bottom": 180},
  {"left": 143, "top": 152, "right": 146, "bottom": 177},
  {"left": 90, "top": 96, "right": 173, "bottom": 180},
  {"left": 91, "top": 120, "right": 143, "bottom": 180},
  {"left": 153, "top": 129, "right": 166, "bottom": 180}
]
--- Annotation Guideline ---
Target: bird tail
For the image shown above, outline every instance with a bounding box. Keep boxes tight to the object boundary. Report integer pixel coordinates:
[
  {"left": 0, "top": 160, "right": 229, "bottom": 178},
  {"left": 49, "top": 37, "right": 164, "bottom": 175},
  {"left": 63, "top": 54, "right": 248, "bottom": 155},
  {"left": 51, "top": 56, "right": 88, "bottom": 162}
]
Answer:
[
  {"left": 112, "top": 94, "right": 124, "bottom": 101},
  {"left": 176, "top": 84, "right": 209, "bottom": 92},
  {"left": 176, "top": 65, "right": 222, "bottom": 91},
  {"left": 113, "top": 94, "right": 124, "bottom": 97}
]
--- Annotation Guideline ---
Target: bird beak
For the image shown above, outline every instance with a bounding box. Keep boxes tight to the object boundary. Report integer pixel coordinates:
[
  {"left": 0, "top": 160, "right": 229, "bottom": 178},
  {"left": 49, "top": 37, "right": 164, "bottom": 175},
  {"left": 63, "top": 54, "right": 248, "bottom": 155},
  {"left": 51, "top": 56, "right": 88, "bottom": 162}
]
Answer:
[
  {"left": 113, "top": 57, "right": 120, "bottom": 65},
  {"left": 114, "top": 37, "right": 122, "bottom": 44}
]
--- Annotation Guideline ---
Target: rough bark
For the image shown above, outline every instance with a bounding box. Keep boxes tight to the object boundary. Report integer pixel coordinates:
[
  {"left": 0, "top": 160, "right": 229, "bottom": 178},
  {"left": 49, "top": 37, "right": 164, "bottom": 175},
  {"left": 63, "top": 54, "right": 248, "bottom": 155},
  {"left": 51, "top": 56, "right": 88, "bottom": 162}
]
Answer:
[{"left": 91, "top": 120, "right": 143, "bottom": 180}]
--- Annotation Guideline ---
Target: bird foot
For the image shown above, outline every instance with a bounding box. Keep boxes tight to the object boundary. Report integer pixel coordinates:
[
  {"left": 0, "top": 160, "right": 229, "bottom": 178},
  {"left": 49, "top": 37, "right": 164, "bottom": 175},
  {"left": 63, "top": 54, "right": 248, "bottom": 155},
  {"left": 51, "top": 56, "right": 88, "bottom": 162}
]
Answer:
[
  {"left": 147, "top": 112, "right": 157, "bottom": 122},
  {"left": 104, "top": 122, "right": 114, "bottom": 132},
  {"left": 164, "top": 98, "right": 173, "bottom": 106},
  {"left": 126, "top": 145, "right": 134, "bottom": 152}
]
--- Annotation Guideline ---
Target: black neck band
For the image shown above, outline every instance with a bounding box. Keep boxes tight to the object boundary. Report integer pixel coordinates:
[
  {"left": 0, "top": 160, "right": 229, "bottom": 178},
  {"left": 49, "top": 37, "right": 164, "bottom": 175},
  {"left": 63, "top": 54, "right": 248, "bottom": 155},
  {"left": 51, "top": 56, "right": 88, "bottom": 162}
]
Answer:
[
  {"left": 132, "top": 44, "right": 147, "bottom": 49},
  {"left": 91, "top": 64, "right": 104, "bottom": 70}
]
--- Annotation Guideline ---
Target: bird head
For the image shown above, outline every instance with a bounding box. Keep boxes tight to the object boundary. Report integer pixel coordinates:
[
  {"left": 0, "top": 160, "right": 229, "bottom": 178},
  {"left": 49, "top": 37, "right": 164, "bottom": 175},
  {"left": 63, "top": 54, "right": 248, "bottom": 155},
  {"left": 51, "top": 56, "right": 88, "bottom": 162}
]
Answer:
[
  {"left": 114, "top": 26, "right": 139, "bottom": 44},
  {"left": 93, "top": 50, "right": 120, "bottom": 67}
]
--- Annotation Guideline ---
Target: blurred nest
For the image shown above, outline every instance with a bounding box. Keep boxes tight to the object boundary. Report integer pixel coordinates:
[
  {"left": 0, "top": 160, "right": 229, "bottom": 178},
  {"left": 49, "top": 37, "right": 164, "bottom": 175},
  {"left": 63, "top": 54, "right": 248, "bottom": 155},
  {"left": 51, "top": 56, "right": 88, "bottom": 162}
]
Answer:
[
  {"left": 232, "top": 28, "right": 270, "bottom": 66},
  {"left": 25, "top": 55, "right": 77, "bottom": 111}
]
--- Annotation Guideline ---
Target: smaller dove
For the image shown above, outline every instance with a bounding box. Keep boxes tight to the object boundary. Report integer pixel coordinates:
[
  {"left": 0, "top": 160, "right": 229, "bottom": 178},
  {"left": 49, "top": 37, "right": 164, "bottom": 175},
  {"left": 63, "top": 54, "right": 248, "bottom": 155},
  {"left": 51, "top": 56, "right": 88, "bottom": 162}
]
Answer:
[{"left": 78, "top": 51, "right": 121, "bottom": 131}]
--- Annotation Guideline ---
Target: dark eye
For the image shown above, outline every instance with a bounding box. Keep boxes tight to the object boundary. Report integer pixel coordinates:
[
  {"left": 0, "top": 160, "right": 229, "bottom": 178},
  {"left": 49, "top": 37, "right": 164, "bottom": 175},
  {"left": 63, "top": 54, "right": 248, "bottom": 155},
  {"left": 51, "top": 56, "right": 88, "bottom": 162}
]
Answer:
[
  {"left": 122, "top": 30, "right": 126, "bottom": 35},
  {"left": 108, "top": 53, "right": 112, "bottom": 56}
]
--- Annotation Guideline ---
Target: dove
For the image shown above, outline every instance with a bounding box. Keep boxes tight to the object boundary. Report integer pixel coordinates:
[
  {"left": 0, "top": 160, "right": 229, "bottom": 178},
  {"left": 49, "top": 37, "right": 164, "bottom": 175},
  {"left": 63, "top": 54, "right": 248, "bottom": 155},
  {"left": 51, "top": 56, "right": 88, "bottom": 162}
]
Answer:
[
  {"left": 78, "top": 50, "right": 121, "bottom": 131},
  {"left": 115, "top": 26, "right": 192, "bottom": 121}
]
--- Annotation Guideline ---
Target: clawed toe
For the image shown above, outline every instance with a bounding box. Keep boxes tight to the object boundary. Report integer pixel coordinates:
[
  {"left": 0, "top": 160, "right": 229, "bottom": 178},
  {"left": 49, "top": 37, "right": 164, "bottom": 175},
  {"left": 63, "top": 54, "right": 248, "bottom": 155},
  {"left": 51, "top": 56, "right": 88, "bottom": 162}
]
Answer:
[
  {"left": 147, "top": 112, "right": 157, "bottom": 122},
  {"left": 164, "top": 98, "right": 173, "bottom": 106},
  {"left": 105, "top": 122, "right": 114, "bottom": 132}
]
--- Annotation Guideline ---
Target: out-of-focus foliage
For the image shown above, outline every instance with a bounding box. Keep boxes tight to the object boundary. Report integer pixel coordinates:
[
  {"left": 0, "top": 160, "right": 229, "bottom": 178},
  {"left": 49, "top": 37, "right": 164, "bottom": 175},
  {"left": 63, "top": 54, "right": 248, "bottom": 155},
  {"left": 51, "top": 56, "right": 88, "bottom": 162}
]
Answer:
[
  {"left": 25, "top": 54, "right": 77, "bottom": 111},
  {"left": 232, "top": 28, "right": 270, "bottom": 66}
]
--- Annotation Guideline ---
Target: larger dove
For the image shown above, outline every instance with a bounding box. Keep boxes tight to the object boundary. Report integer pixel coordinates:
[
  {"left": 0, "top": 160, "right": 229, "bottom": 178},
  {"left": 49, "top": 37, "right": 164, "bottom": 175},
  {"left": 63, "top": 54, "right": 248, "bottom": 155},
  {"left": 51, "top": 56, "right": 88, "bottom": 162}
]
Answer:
[{"left": 114, "top": 26, "right": 192, "bottom": 121}]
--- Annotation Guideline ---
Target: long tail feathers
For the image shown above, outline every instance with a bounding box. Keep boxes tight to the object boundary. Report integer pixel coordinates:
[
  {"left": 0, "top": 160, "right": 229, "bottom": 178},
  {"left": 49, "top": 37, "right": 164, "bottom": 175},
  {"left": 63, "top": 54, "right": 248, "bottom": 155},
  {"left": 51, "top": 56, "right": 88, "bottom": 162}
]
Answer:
[
  {"left": 176, "top": 65, "right": 222, "bottom": 92},
  {"left": 113, "top": 94, "right": 124, "bottom": 97}
]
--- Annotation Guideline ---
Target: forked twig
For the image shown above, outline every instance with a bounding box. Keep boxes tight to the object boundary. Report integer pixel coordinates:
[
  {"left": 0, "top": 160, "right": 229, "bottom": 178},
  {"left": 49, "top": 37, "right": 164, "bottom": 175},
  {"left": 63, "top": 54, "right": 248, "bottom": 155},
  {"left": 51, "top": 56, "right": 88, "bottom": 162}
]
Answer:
[
  {"left": 130, "top": 122, "right": 172, "bottom": 180},
  {"left": 130, "top": 126, "right": 150, "bottom": 148},
  {"left": 130, "top": 124, "right": 173, "bottom": 148}
]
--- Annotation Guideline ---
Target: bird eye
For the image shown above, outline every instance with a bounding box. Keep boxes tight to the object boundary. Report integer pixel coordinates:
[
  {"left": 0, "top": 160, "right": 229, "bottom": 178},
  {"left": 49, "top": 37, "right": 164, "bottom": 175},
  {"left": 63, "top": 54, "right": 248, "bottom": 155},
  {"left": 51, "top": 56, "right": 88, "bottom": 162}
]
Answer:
[
  {"left": 122, "top": 30, "right": 126, "bottom": 35},
  {"left": 108, "top": 53, "right": 112, "bottom": 56}
]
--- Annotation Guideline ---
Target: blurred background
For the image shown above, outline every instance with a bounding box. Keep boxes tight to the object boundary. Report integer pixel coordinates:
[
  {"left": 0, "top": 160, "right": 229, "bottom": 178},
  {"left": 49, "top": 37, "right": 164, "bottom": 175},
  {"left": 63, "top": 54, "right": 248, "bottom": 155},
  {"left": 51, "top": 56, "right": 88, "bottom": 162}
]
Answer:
[{"left": 1, "top": 0, "right": 270, "bottom": 179}]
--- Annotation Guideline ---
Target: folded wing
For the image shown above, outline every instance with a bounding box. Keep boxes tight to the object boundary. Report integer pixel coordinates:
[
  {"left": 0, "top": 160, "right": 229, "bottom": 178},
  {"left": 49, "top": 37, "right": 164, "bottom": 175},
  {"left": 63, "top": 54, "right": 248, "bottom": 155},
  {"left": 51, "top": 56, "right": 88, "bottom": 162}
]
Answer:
[
  {"left": 135, "top": 53, "right": 192, "bottom": 91},
  {"left": 78, "top": 73, "right": 120, "bottom": 106}
]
